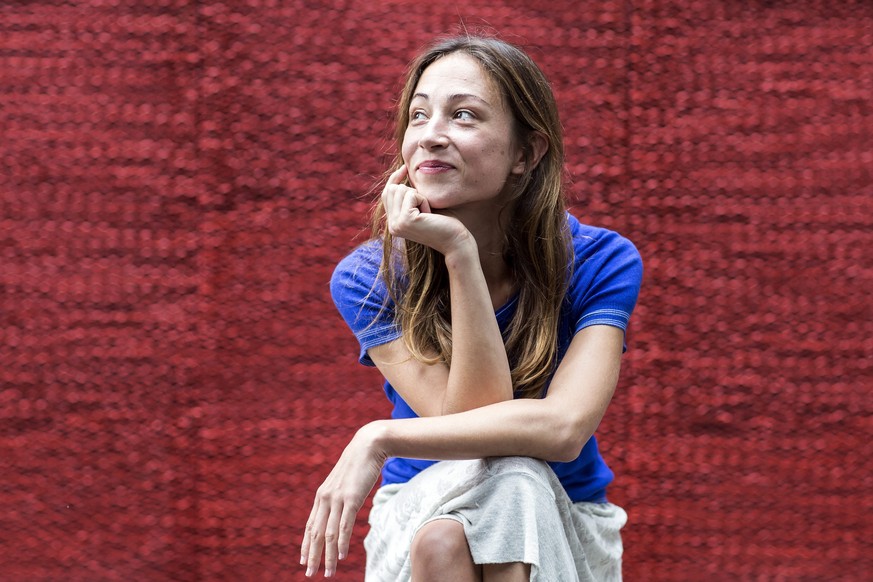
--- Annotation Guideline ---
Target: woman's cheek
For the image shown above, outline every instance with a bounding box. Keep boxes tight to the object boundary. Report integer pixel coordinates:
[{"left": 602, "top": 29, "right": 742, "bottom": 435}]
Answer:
[{"left": 403, "top": 162, "right": 416, "bottom": 188}]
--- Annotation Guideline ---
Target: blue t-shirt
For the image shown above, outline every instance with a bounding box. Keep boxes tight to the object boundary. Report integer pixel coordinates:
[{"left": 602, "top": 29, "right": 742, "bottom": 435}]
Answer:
[{"left": 330, "top": 213, "right": 643, "bottom": 503}]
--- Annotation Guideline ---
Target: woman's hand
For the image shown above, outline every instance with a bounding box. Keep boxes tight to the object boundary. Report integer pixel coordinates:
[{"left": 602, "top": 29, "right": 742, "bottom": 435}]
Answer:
[
  {"left": 382, "top": 165, "right": 473, "bottom": 257},
  {"left": 301, "top": 423, "right": 388, "bottom": 578}
]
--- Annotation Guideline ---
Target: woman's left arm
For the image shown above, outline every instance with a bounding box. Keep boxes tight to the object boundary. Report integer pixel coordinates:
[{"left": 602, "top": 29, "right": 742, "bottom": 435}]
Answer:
[{"left": 301, "top": 324, "right": 624, "bottom": 577}]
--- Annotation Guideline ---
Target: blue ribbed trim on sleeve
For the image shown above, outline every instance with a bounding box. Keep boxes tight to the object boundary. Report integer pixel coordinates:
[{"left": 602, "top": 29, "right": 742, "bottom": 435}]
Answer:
[
  {"left": 330, "top": 241, "right": 402, "bottom": 367},
  {"left": 576, "top": 307, "right": 632, "bottom": 332}
]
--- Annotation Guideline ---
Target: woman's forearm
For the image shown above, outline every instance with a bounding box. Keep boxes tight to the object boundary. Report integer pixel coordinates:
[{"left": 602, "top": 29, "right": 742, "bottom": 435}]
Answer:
[
  {"left": 365, "top": 397, "right": 598, "bottom": 464},
  {"left": 440, "top": 239, "right": 514, "bottom": 414},
  {"left": 379, "top": 176, "right": 514, "bottom": 416}
]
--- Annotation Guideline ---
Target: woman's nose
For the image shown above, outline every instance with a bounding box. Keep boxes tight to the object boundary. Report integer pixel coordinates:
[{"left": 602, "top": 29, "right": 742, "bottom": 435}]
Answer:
[{"left": 419, "top": 116, "right": 449, "bottom": 149}]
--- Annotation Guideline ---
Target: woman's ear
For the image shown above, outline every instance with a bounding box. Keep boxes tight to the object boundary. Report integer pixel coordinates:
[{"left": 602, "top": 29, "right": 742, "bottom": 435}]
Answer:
[{"left": 511, "top": 131, "right": 549, "bottom": 174}]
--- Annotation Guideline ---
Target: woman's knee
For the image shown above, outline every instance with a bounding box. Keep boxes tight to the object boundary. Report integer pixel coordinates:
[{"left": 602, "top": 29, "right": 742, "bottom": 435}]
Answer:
[
  {"left": 483, "top": 456, "right": 551, "bottom": 478},
  {"left": 411, "top": 519, "right": 476, "bottom": 574}
]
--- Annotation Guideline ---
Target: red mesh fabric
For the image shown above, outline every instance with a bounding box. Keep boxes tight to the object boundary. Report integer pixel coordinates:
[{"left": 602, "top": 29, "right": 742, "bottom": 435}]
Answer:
[{"left": 2, "top": 1, "right": 871, "bottom": 580}]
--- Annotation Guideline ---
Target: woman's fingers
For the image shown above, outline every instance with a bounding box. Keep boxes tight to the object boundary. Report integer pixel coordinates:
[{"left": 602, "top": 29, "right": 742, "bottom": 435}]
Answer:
[
  {"left": 322, "top": 501, "right": 344, "bottom": 577},
  {"left": 383, "top": 182, "right": 468, "bottom": 254},
  {"left": 381, "top": 163, "right": 471, "bottom": 254},
  {"left": 384, "top": 181, "right": 426, "bottom": 239},
  {"left": 388, "top": 164, "right": 408, "bottom": 186},
  {"left": 389, "top": 184, "right": 409, "bottom": 223},
  {"left": 398, "top": 186, "right": 423, "bottom": 221},
  {"left": 302, "top": 497, "right": 357, "bottom": 577},
  {"left": 382, "top": 164, "right": 416, "bottom": 205},
  {"left": 417, "top": 192, "right": 432, "bottom": 214},
  {"left": 304, "top": 499, "right": 330, "bottom": 577},
  {"left": 381, "top": 165, "right": 409, "bottom": 212},
  {"left": 300, "top": 499, "right": 318, "bottom": 567},
  {"left": 337, "top": 504, "right": 357, "bottom": 563}
]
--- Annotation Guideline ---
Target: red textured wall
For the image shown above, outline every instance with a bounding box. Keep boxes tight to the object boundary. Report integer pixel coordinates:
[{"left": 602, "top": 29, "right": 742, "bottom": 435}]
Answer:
[{"left": 2, "top": 1, "right": 871, "bottom": 580}]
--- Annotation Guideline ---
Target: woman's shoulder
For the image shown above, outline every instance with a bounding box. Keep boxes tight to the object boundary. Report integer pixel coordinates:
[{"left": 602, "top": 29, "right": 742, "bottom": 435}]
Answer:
[
  {"left": 335, "top": 239, "right": 383, "bottom": 270},
  {"left": 565, "top": 212, "right": 641, "bottom": 265},
  {"left": 330, "top": 239, "right": 385, "bottom": 300}
]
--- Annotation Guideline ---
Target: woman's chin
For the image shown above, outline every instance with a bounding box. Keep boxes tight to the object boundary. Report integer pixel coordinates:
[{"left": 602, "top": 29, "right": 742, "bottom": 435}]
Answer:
[
  {"left": 420, "top": 196, "right": 453, "bottom": 212},
  {"left": 413, "top": 188, "right": 446, "bottom": 208}
]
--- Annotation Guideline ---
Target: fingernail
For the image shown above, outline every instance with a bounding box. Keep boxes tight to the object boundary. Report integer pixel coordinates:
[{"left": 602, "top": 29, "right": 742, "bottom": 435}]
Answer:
[
  {"left": 300, "top": 556, "right": 306, "bottom": 565},
  {"left": 325, "top": 569, "right": 334, "bottom": 578},
  {"left": 305, "top": 566, "right": 313, "bottom": 577},
  {"left": 338, "top": 552, "right": 345, "bottom": 560}
]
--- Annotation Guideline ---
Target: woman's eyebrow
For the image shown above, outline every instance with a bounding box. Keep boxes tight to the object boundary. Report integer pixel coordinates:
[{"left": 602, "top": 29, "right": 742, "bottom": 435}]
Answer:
[{"left": 411, "top": 92, "right": 491, "bottom": 106}]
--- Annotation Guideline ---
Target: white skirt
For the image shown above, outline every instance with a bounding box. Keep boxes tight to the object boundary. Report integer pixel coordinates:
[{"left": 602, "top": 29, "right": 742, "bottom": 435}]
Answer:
[{"left": 364, "top": 457, "right": 626, "bottom": 581}]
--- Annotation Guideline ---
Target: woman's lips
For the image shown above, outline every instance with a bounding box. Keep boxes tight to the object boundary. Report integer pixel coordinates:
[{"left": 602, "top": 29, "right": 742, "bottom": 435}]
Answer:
[{"left": 417, "top": 161, "right": 455, "bottom": 174}]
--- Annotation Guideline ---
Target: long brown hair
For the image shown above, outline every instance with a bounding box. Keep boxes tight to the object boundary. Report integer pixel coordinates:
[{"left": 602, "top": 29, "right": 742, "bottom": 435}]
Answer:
[{"left": 371, "top": 36, "right": 571, "bottom": 399}]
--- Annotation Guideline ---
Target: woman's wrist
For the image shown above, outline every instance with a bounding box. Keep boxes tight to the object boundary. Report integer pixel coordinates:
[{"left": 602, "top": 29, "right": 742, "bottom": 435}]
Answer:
[
  {"left": 442, "top": 233, "right": 479, "bottom": 271},
  {"left": 357, "top": 420, "right": 392, "bottom": 463}
]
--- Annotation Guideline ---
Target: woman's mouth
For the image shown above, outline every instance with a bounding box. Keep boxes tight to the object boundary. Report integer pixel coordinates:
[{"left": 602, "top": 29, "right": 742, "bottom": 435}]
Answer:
[{"left": 417, "top": 161, "right": 455, "bottom": 174}]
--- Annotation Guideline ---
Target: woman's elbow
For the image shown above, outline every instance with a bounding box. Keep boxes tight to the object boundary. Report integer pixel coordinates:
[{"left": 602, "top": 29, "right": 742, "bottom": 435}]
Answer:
[
  {"left": 545, "top": 417, "right": 595, "bottom": 463},
  {"left": 547, "top": 438, "right": 585, "bottom": 463}
]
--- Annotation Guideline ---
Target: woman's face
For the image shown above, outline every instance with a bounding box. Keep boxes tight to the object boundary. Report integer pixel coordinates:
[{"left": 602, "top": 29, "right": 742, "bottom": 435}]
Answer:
[{"left": 401, "top": 53, "right": 525, "bottom": 213}]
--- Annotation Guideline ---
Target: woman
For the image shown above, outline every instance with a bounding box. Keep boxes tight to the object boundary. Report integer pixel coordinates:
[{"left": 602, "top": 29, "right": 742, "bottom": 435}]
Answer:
[{"left": 301, "top": 35, "right": 643, "bottom": 581}]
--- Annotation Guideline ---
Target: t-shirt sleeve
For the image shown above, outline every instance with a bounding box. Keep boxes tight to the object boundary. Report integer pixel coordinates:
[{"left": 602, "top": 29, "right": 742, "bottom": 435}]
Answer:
[
  {"left": 567, "top": 220, "right": 643, "bottom": 343},
  {"left": 330, "top": 242, "right": 402, "bottom": 367}
]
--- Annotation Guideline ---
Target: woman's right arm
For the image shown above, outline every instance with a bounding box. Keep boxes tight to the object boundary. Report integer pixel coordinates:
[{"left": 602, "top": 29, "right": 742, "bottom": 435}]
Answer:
[
  {"left": 302, "top": 324, "right": 626, "bottom": 577},
  {"left": 373, "top": 165, "right": 513, "bottom": 416}
]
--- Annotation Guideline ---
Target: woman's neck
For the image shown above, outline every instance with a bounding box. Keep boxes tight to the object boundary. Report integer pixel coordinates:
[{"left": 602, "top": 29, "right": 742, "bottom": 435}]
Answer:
[{"left": 444, "top": 205, "right": 515, "bottom": 309}]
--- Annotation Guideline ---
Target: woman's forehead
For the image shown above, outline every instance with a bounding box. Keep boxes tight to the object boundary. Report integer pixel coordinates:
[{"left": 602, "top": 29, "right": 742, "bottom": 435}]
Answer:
[{"left": 413, "top": 53, "right": 500, "bottom": 104}]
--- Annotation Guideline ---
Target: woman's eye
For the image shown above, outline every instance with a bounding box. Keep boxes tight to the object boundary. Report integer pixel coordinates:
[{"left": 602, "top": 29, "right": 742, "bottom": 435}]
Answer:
[
  {"left": 454, "top": 110, "right": 475, "bottom": 120},
  {"left": 411, "top": 110, "right": 427, "bottom": 121}
]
